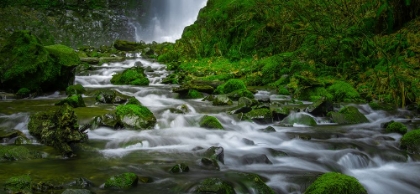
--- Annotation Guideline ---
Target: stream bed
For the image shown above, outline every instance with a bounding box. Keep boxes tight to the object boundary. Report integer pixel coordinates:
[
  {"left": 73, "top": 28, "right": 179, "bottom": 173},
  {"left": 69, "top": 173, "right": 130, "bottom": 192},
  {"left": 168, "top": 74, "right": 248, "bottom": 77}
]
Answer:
[{"left": 1, "top": 56, "right": 420, "bottom": 194}]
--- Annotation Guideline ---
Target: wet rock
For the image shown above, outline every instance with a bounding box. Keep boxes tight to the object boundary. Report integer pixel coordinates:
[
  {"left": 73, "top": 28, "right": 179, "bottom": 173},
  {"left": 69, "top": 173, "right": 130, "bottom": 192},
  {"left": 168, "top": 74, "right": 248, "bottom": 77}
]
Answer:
[
  {"left": 115, "top": 98, "right": 157, "bottom": 130},
  {"left": 199, "top": 115, "right": 224, "bottom": 129},
  {"left": 99, "top": 56, "right": 125, "bottom": 64},
  {"left": 169, "top": 104, "right": 190, "bottom": 114},
  {"left": 62, "top": 189, "right": 93, "bottom": 194},
  {"left": 114, "top": 39, "right": 144, "bottom": 51},
  {"left": 0, "top": 128, "right": 24, "bottom": 141},
  {"left": 55, "top": 94, "right": 86, "bottom": 108},
  {"left": 238, "top": 97, "right": 255, "bottom": 107},
  {"left": 65, "top": 177, "right": 95, "bottom": 189},
  {"left": 328, "top": 106, "right": 369, "bottom": 124},
  {"left": 271, "top": 106, "right": 290, "bottom": 121},
  {"left": 225, "top": 172, "right": 275, "bottom": 194},
  {"left": 242, "top": 138, "right": 255, "bottom": 145},
  {"left": 89, "top": 113, "right": 120, "bottom": 130},
  {"left": 28, "top": 104, "right": 87, "bottom": 156},
  {"left": 212, "top": 95, "right": 233, "bottom": 106},
  {"left": 258, "top": 126, "right": 276, "bottom": 133},
  {"left": 240, "top": 154, "right": 272, "bottom": 165},
  {"left": 203, "top": 146, "right": 224, "bottom": 164},
  {"left": 80, "top": 57, "right": 100, "bottom": 64},
  {"left": 226, "top": 89, "right": 254, "bottom": 101},
  {"left": 305, "top": 97, "right": 333, "bottom": 117},
  {"left": 145, "top": 66, "right": 154, "bottom": 72},
  {"left": 170, "top": 163, "right": 190, "bottom": 173},
  {"left": 243, "top": 108, "right": 273, "bottom": 124},
  {"left": 66, "top": 84, "right": 86, "bottom": 96},
  {"left": 400, "top": 129, "right": 420, "bottom": 154},
  {"left": 104, "top": 172, "right": 138, "bottom": 189},
  {"left": 110, "top": 66, "right": 149, "bottom": 86},
  {"left": 280, "top": 112, "right": 317, "bottom": 126},
  {"left": 93, "top": 89, "right": 130, "bottom": 104},
  {"left": 192, "top": 178, "right": 235, "bottom": 194},
  {"left": 4, "top": 175, "right": 32, "bottom": 194},
  {"left": 267, "top": 148, "right": 288, "bottom": 157}
]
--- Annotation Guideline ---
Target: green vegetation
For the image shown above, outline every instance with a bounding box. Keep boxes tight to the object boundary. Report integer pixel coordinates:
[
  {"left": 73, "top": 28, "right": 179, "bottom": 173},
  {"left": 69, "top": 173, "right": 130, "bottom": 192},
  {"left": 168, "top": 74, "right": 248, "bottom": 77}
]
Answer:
[
  {"left": 0, "top": 145, "right": 41, "bottom": 161},
  {"left": 4, "top": 175, "right": 32, "bottom": 194},
  {"left": 193, "top": 178, "right": 235, "bottom": 194},
  {"left": 44, "top": 44, "right": 80, "bottom": 67},
  {"left": 111, "top": 67, "right": 150, "bottom": 86},
  {"left": 305, "top": 172, "right": 367, "bottom": 194},
  {"left": 329, "top": 106, "right": 369, "bottom": 124},
  {"left": 199, "top": 115, "right": 224, "bottom": 129},
  {"left": 400, "top": 129, "right": 420, "bottom": 154},
  {"left": 66, "top": 84, "right": 86, "bottom": 96},
  {"left": 115, "top": 104, "right": 157, "bottom": 129},
  {"left": 186, "top": 89, "right": 204, "bottom": 99},
  {"left": 104, "top": 172, "right": 138, "bottom": 189},
  {"left": 215, "top": 79, "right": 247, "bottom": 94},
  {"left": 159, "top": 0, "right": 420, "bottom": 107},
  {"left": 385, "top": 121, "right": 408, "bottom": 134}
]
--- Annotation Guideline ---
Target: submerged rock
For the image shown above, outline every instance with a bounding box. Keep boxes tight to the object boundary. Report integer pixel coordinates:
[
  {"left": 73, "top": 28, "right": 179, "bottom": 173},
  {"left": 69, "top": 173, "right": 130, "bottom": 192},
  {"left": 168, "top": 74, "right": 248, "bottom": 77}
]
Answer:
[
  {"left": 225, "top": 172, "right": 275, "bottom": 194},
  {"left": 104, "top": 172, "right": 138, "bottom": 190},
  {"left": 328, "top": 106, "right": 369, "bottom": 124},
  {"left": 280, "top": 112, "right": 317, "bottom": 126},
  {"left": 240, "top": 154, "right": 273, "bottom": 165},
  {"left": 28, "top": 104, "right": 87, "bottom": 156},
  {"left": 170, "top": 163, "right": 190, "bottom": 173},
  {"left": 192, "top": 178, "right": 235, "bottom": 194},
  {"left": 93, "top": 89, "right": 130, "bottom": 104}
]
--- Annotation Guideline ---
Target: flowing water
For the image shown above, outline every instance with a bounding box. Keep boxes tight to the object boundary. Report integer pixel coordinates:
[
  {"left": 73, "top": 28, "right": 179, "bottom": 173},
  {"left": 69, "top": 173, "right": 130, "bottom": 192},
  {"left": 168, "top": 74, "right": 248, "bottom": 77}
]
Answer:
[{"left": 1, "top": 57, "right": 420, "bottom": 194}]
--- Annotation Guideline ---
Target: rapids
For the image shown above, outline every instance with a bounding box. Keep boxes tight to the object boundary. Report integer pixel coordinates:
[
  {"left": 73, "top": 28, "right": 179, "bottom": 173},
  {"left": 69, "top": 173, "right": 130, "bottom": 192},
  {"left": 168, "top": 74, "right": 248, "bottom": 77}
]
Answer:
[{"left": 1, "top": 57, "right": 419, "bottom": 194}]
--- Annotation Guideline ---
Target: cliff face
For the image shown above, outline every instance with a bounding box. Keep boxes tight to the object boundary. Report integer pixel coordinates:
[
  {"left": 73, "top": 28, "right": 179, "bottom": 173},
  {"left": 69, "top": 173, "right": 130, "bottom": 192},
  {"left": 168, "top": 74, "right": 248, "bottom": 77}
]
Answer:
[{"left": 0, "top": 0, "right": 151, "bottom": 48}]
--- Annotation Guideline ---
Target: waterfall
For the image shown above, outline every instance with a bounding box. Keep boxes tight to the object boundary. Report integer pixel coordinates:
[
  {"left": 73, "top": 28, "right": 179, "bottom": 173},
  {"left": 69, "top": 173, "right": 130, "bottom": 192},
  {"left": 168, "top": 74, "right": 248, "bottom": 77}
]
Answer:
[{"left": 133, "top": 0, "right": 207, "bottom": 43}]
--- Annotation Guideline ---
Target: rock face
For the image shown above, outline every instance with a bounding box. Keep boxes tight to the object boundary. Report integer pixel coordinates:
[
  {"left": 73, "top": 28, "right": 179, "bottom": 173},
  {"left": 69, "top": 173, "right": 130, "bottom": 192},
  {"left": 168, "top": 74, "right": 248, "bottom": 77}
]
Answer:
[
  {"left": 0, "top": 31, "right": 79, "bottom": 93},
  {"left": 28, "top": 104, "right": 87, "bottom": 156}
]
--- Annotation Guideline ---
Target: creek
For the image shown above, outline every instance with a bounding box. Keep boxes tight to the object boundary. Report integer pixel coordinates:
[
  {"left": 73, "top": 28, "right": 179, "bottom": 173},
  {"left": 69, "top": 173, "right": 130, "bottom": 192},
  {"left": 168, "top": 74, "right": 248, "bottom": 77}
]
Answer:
[{"left": 1, "top": 57, "right": 420, "bottom": 194}]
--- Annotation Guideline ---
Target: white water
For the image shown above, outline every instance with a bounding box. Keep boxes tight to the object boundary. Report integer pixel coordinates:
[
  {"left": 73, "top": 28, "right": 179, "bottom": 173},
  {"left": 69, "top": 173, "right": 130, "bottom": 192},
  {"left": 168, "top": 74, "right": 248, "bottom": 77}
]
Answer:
[{"left": 133, "top": 0, "right": 207, "bottom": 43}]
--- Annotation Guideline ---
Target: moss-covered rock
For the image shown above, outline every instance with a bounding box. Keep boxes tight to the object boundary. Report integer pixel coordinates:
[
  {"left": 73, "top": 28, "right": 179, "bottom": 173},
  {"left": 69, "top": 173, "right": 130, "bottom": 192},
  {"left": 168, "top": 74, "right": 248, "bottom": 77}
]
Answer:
[
  {"left": 327, "top": 81, "right": 361, "bottom": 102},
  {"left": 226, "top": 172, "right": 275, "bottom": 194},
  {"left": 115, "top": 104, "right": 157, "bottom": 130},
  {"left": 368, "top": 102, "right": 397, "bottom": 111},
  {"left": 212, "top": 95, "right": 233, "bottom": 106},
  {"left": 281, "top": 112, "right": 317, "bottom": 126},
  {"left": 28, "top": 104, "right": 87, "bottom": 156},
  {"left": 305, "top": 97, "right": 334, "bottom": 117},
  {"left": 215, "top": 79, "right": 247, "bottom": 94},
  {"left": 186, "top": 89, "right": 204, "bottom": 99},
  {"left": 258, "top": 126, "right": 276, "bottom": 133},
  {"left": 227, "top": 89, "right": 254, "bottom": 101},
  {"left": 0, "top": 128, "right": 24, "bottom": 140},
  {"left": 169, "top": 163, "right": 190, "bottom": 173},
  {"left": 193, "top": 178, "right": 235, "bottom": 194},
  {"left": 104, "top": 172, "right": 138, "bottom": 190},
  {"left": 243, "top": 108, "right": 273, "bottom": 124},
  {"left": 94, "top": 89, "right": 130, "bottom": 104},
  {"left": 328, "top": 106, "right": 369, "bottom": 124},
  {"left": 305, "top": 172, "right": 367, "bottom": 194},
  {"left": 66, "top": 84, "right": 86, "bottom": 96},
  {"left": 199, "top": 115, "right": 224, "bottom": 129},
  {"left": 113, "top": 39, "right": 144, "bottom": 51},
  {"left": 385, "top": 121, "right": 407, "bottom": 134},
  {"left": 110, "top": 66, "right": 149, "bottom": 86},
  {"left": 400, "top": 129, "right": 420, "bottom": 154},
  {"left": 55, "top": 94, "right": 86, "bottom": 108},
  {"left": 4, "top": 175, "right": 32, "bottom": 194},
  {"left": 0, "top": 145, "right": 42, "bottom": 161}
]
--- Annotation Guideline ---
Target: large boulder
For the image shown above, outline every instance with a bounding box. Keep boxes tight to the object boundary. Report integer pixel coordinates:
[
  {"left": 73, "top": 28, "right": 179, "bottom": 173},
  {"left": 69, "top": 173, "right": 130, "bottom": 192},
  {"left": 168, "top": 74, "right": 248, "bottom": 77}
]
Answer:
[
  {"left": 328, "top": 106, "right": 369, "bottom": 124},
  {"left": 110, "top": 66, "right": 149, "bottom": 86},
  {"left": 28, "top": 104, "right": 87, "bottom": 156},
  {"left": 305, "top": 172, "right": 367, "bottom": 194},
  {"left": 0, "top": 31, "right": 79, "bottom": 93},
  {"left": 115, "top": 99, "right": 157, "bottom": 130},
  {"left": 400, "top": 129, "right": 420, "bottom": 154}
]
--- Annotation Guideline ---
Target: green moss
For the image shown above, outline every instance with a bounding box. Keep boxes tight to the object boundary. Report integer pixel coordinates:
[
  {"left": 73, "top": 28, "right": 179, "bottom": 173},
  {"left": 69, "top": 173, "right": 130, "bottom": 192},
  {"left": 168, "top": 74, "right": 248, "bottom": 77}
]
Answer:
[
  {"left": 194, "top": 178, "right": 235, "bottom": 194},
  {"left": 215, "top": 79, "right": 247, "bottom": 94},
  {"left": 116, "top": 104, "right": 154, "bottom": 119},
  {"left": 199, "top": 115, "right": 224, "bottom": 129},
  {"left": 126, "top": 97, "right": 142, "bottom": 106},
  {"left": 400, "top": 129, "right": 420, "bottom": 154},
  {"left": 186, "top": 89, "right": 204, "bottom": 99},
  {"left": 115, "top": 104, "right": 157, "bottom": 129},
  {"left": 227, "top": 89, "right": 254, "bottom": 100},
  {"left": 111, "top": 67, "right": 149, "bottom": 86},
  {"left": 55, "top": 94, "right": 86, "bottom": 108},
  {"left": 329, "top": 106, "right": 369, "bottom": 124},
  {"left": 104, "top": 172, "right": 138, "bottom": 189},
  {"left": 305, "top": 172, "right": 367, "bottom": 194},
  {"left": 385, "top": 122, "right": 407, "bottom": 134},
  {"left": 327, "top": 81, "right": 360, "bottom": 102},
  {"left": 16, "top": 88, "right": 31, "bottom": 98},
  {"left": 66, "top": 84, "right": 86, "bottom": 96},
  {"left": 113, "top": 40, "right": 144, "bottom": 51},
  {"left": 278, "top": 86, "right": 290, "bottom": 95},
  {"left": 226, "top": 172, "right": 275, "bottom": 194},
  {"left": 44, "top": 44, "right": 80, "bottom": 67},
  {"left": 169, "top": 163, "right": 190, "bottom": 173},
  {"left": 4, "top": 175, "right": 32, "bottom": 194},
  {"left": 0, "top": 145, "right": 41, "bottom": 161},
  {"left": 368, "top": 102, "right": 396, "bottom": 111}
]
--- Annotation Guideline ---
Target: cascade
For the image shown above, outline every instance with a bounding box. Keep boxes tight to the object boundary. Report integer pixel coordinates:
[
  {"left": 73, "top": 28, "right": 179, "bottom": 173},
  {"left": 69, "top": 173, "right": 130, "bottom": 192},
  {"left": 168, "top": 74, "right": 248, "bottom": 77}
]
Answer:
[{"left": 133, "top": 0, "right": 207, "bottom": 43}]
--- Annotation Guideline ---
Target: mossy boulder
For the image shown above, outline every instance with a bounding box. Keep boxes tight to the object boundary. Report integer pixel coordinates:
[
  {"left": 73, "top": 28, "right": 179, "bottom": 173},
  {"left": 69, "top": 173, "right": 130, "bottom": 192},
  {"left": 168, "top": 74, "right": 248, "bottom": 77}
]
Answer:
[
  {"left": 113, "top": 39, "right": 144, "bottom": 51},
  {"left": 0, "top": 31, "right": 78, "bottom": 93},
  {"left": 169, "top": 163, "right": 190, "bottom": 173},
  {"left": 28, "top": 104, "right": 87, "bottom": 156},
  {"left": 0, "top": 128, "right": 25, "bottom": 141},
  {"left": 305, "top": 172, "right": 367, "bottom": 194},
  {"left": 0, "top": 145, "right": 42, "bottom": 161},
  {"left": 281, "top": 112, "right": 317, "bottom": 126},
  {"left": 55, "top": 94, "right": 86, "bottom": 108},
  {"left": 94, "top": 89, "right": 130, "bottom": 104},
  {"left": 215, "top": 79, "right": 247, "bottom": 94},
  {"left": 385, "top": 121, "right": 407, "bottom": 135},
  {"left": 193, "top": 178, "right": 235, "bottom": 194},
  {"left": 368, "top": 102, "right": 397, "bottom": 111},
  {"left": 115, "top": 103, "right": 157, "bottom": 130},
  {"left": 226, "top": 89, "right": 254, "bottom": 101},
  {"left": 186, "top": 89, "right": 204, "bottom": 99},
  {"left": 243, "top": 108, "right": 273, "bottom": 124},
  {"left": 328, "top": 106, "right": 369, "bottom": 124},
  {"left": 89, "top": 113, "right": 120, "bottom": 130},
  {"left": 104, "top": 172, "right": 138, "bottom": 190},
  {"left": 4, "top": 175, "right": 32, "bottom": 194},
  {"left": 400, "top": 129, "right": 420, "bottom": 154},
  {"left": 199, "top": 115, "right": 224, "bottom": 129},
  {"left": 66, "top": 84, "right": 86, "bottom": 96},
  {"left": 305, "top": 97, "right": 334, "bottom": 117},
  {"left": 110, "top": 66, "right": 149, "bottom": 86},
  {"left": 212, "top": 95, "right": 233, "bottom": 106}
]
